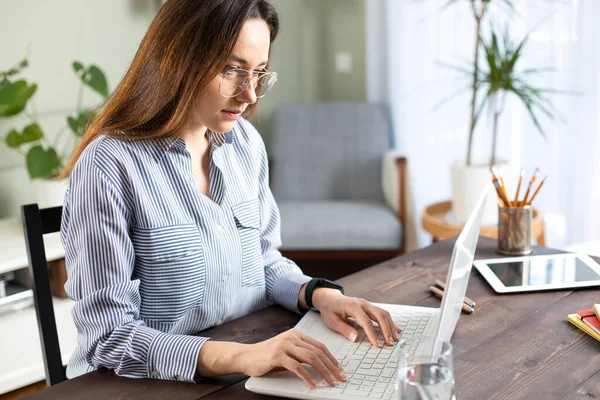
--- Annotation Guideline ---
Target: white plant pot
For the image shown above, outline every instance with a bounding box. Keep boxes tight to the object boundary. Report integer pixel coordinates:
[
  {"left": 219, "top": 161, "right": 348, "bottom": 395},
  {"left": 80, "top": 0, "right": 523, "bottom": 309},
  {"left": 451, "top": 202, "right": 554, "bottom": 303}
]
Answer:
[
  {"left": 32, "top": 178, "right": 69, "bottom": 209},
  {"left": 451, "top": 160, "right": 509, "bottom": 226}
]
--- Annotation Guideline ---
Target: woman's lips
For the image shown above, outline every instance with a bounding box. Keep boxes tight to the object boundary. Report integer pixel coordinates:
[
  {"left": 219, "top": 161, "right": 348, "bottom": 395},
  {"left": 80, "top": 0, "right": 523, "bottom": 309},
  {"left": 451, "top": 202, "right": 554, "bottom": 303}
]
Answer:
[{"left": 221, "top": 109, "right": 242, "bottom": 120}]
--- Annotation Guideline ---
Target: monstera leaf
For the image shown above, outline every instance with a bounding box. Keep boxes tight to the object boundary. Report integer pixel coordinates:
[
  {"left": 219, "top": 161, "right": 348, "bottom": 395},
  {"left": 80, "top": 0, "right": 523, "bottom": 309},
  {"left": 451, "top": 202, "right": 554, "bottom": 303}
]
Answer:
[
  {"left": 0, "top": 80, "right": 37, "bottom": 117},
  {"left": 26, "top": 145, "right": 61, "bottom": 179}
]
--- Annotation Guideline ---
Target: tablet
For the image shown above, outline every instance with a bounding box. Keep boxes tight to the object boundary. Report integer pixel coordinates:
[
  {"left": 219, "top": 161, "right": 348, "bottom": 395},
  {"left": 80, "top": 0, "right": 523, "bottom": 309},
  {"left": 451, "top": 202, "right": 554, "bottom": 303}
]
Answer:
[{"left": 473, "top": 253, "right": 600, "bottom": 293}]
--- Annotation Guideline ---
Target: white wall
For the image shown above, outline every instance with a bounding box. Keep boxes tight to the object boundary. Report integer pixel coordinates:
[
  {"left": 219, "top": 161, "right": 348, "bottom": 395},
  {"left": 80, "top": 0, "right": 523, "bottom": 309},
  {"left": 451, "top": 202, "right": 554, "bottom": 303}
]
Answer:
[{"left": 0, "top": 0, "right": 157, "bottom": 217}]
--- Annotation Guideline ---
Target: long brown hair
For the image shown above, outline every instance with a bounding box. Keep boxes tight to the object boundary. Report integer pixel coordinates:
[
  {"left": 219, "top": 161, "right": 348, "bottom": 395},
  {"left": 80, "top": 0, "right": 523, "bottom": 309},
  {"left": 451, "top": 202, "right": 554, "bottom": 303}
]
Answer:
[{"left": 59, "top": 0, "right": 279, "bottom": 178}]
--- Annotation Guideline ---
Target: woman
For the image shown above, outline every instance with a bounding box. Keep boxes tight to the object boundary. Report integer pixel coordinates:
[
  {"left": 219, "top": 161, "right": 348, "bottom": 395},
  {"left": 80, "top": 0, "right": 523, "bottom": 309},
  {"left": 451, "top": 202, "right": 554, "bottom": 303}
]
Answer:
[{"left": 59, "top": 0, "right": 401, "bottom": 388}]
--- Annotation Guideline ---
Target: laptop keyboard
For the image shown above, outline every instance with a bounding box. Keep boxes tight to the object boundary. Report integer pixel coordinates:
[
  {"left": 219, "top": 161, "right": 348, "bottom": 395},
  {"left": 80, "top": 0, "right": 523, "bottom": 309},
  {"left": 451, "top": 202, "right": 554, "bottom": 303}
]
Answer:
[{"left": 313, "top": 310, "right": 432, "bottom": 399}]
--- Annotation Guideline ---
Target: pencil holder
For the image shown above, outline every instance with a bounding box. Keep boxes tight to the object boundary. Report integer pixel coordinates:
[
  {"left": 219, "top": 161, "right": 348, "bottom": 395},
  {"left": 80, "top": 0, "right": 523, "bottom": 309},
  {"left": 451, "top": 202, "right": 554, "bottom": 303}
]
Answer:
[{"left": 497, "top": 206, "right": 532, "bottom": 255}]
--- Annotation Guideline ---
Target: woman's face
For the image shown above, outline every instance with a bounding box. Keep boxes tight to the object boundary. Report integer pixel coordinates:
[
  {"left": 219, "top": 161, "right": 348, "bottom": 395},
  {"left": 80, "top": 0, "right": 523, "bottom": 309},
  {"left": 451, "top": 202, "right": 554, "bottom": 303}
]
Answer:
[{"left": 191, "top": 18, "right": 271, "bottom": 134}]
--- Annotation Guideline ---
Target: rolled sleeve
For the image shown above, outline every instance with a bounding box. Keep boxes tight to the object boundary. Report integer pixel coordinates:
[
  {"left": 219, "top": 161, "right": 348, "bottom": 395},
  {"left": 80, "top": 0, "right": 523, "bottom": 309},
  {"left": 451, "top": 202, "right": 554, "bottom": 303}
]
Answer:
[
  {"left": 146, "top": 330, "right": 210, "bottom": 382},
  {"left": 270, "top": 271, "right": 312, "bottom": 313}
]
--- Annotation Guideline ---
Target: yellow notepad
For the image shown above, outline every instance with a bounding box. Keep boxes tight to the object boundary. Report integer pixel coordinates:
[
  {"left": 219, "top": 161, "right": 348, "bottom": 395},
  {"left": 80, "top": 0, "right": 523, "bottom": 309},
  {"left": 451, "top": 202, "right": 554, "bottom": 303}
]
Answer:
[
  {"left": 593, "top": 304, "right": 600, "bottom": 320},
  {"left": 568, "top": 314, "right": 600, "bottom": 342}
]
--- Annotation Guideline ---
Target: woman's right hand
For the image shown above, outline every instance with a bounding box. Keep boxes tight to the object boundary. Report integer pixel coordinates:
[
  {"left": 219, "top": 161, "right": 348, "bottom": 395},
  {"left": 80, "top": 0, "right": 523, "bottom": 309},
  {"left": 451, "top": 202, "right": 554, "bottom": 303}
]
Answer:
[{"left": 240, "top": 328, "right": 347, "bottom": 388}]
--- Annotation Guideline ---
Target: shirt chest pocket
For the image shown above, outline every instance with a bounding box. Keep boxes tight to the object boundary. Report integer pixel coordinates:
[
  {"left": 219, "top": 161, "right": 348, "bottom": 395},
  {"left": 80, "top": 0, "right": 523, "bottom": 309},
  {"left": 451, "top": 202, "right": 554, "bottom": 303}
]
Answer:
[
  {"left": 231, "top": 199, "right": 265, "bottom": 287},
  {"left": 132, "top": 224, "right": 206, "bottom": 322}
]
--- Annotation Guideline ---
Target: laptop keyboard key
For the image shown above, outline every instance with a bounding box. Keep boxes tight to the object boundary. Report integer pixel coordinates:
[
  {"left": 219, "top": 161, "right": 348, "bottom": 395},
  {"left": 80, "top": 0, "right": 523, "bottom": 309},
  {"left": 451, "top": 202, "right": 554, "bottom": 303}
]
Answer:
[
  {"left": 356, "top": 368, "right": 380, "bottom": 377},
  {"left": 381, "top": 368, "right": 396, "bottom": 378},
  {"left": 343, "top": 389, "right": 370, "bottom": 397}
]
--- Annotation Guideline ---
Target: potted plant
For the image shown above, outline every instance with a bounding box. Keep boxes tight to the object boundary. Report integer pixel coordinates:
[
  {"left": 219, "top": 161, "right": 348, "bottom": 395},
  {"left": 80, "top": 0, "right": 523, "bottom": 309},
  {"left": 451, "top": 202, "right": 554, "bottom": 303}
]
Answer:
[
  {"left": 0, "top": 57, "right": 108, "bottom": 208},
  {"left": 441, "top": 0, "right": 560, "bottom": 225}
]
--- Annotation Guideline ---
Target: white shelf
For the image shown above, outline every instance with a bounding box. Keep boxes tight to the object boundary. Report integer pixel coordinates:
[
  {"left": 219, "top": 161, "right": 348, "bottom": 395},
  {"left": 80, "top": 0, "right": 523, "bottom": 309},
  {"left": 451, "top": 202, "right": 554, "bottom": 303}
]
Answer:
[
  {"left": 0, "top": 297, "right": 77, "bottom": 394},
  {"left": 0, "top": 217, "right": 65, "bottom": 275},
  {"left": 0, "top": 216, "right": 74, "bottom": 394}
]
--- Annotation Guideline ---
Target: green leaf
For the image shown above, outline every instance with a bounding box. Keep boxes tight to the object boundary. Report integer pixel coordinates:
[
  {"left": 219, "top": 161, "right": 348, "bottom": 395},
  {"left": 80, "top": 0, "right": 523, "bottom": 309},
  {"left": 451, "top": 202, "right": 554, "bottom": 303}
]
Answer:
[
  {"left": 21, "top": 123, "right": 44, "bottom": 142},
  {"left": 81, "top": 65, "right": 109, "bottom": 98},
  {"left": 5, "top": 129, "right": 21, "bottom": 147},
  {"left": 67, "top": 116, "right": 78, "bottom": 134},
  {"left": 4, "top": 123, "right": 44, "bottom": 147},
  {"left": 72, "top": 61, "right": 84, "bottom": 74},
  {"left": 67, "top": 109, "right": 95, "bottom": 136},
  {"left": 26, "top": 145, "right": 61, "bottom": 179},
  {"left": 0, "top": 80, "right": 37, "bottom": 117}
]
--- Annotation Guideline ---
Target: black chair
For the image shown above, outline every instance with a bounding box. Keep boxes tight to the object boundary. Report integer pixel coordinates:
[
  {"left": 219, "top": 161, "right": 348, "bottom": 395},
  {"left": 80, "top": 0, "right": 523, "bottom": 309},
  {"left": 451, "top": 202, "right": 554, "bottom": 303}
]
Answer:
[{"left": 21, "top": 204, "right": 67, "bottom": 386}]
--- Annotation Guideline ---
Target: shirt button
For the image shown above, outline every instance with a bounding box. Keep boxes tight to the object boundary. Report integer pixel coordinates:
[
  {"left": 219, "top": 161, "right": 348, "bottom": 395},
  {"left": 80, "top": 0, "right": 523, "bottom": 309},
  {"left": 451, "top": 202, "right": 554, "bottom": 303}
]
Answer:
[
  {"left": 176, "top": 375, "right": 185, "bottom": 382},
  {"left": 222, "top": 274, "right": 229, "bottom": 282},
  {"left": 151, "top": 370, "right": 160, "bottom": 379},
  {"left": 216, "top": 319, "right": 223, "bottom": 325}
]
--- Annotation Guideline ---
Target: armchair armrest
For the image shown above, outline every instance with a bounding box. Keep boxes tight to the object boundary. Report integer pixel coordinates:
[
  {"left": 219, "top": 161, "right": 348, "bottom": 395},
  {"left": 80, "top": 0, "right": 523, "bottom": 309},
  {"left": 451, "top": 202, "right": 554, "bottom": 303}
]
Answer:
[{"left": 382, "top": 150, "right": 407, "bottom": 251}]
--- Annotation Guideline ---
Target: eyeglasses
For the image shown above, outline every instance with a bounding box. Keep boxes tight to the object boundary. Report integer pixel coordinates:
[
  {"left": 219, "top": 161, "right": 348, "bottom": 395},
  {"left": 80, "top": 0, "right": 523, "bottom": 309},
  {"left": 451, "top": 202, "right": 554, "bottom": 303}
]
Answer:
[{"left": 219, "top": 67, "right": 278, "bottom": 98}]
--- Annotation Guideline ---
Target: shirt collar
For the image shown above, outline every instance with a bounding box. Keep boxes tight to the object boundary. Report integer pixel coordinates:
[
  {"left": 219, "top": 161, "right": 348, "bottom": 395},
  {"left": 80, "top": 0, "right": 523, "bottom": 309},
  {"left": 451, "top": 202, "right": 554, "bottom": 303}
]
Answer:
[{"left": 148, "top": 130, "right": 234, "bottom": 163}]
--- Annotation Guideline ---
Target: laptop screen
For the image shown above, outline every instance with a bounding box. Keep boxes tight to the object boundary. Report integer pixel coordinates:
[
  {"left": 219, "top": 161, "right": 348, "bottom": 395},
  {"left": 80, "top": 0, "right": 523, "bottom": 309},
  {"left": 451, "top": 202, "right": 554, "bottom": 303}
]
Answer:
[{"left": 433, "top": 189, "right": 487, "bottom": 351}]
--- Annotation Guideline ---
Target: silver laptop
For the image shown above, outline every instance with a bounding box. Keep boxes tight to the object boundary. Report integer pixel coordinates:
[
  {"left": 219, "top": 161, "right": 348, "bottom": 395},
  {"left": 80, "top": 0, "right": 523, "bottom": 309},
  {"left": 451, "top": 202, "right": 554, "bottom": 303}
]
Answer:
[{"left": 246, "top": 189, "right": 488, "bottom": 400}]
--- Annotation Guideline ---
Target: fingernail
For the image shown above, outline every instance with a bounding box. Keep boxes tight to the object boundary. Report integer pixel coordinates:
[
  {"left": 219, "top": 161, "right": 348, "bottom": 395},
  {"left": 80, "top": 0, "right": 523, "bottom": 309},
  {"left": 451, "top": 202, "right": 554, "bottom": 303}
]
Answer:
[
  {"left": 337, "top": 364, "right": 344, "bottom": 371},
  {"left": 329, "top": 374, "right": 336, "bottom": 384},
  {"left": 349, "top": 332, "right": 358, "bottom": 342},
  {"left": 339, "top": 372, "right": 347, "bottom": 380},
  {"left": 310, "top": 378, "right": 317, "bottom": 387}
]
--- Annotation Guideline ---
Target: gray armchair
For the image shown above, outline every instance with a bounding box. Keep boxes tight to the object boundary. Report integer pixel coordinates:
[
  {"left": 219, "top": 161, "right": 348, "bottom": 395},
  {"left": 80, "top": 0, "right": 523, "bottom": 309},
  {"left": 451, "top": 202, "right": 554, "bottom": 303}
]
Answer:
[{"left": 271, "top": 102, "right": 407, "bottom": 261}]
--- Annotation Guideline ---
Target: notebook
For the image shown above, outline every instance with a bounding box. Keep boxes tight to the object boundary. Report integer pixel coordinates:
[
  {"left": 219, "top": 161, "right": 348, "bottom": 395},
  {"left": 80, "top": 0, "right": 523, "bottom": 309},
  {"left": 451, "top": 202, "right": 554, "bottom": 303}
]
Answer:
[{"left": 568, "top": 309, "right": 600, "bottom": 342}]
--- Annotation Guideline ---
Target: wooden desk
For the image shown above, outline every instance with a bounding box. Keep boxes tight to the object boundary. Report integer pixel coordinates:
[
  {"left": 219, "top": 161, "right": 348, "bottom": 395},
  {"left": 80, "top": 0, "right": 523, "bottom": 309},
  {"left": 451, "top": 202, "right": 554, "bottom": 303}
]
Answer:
[
  {"left": 422, "top": 200, "right": 546, "bottom": 245},
  {"left": 23, "top": 237, "right": 600, "bottom": 400}
]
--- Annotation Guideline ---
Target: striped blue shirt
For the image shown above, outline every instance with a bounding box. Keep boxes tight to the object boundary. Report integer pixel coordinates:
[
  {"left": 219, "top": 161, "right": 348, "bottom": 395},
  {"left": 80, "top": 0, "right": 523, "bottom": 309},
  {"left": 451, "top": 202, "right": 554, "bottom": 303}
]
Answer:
[{"left": 61, "top": 117, "right": 312, "bottom": 382}]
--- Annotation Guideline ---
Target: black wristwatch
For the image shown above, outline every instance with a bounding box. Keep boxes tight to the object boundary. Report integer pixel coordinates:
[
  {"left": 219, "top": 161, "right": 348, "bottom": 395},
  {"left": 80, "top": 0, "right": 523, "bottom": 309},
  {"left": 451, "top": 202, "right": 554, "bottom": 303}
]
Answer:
[{"left": 305, "top": 278, "right": 344, "bottom": 311}]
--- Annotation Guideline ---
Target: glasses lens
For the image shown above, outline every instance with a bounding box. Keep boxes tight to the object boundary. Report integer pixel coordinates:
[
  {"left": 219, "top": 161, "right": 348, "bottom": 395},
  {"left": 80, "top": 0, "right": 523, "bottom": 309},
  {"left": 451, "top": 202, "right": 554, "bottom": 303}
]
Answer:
[
  {"left": 255, "top": 73, "right": 277, "bottom": 98},
  {"left": 220, "top": 69, "right": 245, "bottom": 97},
  {"left": 220, "top": 70, "right": 277, "bottom": 98}
]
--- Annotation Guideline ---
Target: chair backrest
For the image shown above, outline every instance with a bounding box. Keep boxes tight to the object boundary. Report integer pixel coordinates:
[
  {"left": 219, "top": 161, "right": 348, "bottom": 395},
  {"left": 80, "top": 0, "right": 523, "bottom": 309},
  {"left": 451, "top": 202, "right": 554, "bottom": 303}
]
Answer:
[
  {"left": 21, "top": 204, "right": 66, "bottom": 386},
  {"left": 271, "top": 102, "right": 393, "bottom": 202}
]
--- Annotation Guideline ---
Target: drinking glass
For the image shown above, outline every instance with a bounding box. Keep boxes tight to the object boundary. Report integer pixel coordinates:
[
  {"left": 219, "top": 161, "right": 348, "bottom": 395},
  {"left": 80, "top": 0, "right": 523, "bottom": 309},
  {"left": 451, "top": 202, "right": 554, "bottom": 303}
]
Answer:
[{"left": 395, "top": 339, "right": 455, "bottom": 400}]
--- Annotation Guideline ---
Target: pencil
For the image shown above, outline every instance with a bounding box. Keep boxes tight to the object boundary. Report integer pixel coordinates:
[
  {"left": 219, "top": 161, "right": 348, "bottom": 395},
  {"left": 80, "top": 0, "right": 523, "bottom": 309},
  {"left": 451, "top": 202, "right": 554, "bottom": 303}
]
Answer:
[
  {"left": 492, "top": 176, "right": 512, "bottom": 207},
  {"left": 435, "top": 279, "right": 476, "bottom": 307},
  {"left": 429, "top": 286, "right": 474, "bottom": 314},
  {"left": 526, "top": 176, "right": 547, "bottom": 205},
  {"left": 490, "top": 166, "right": 511, "bottom": 207},
  {"left": 513, "top": 168, "right": 525, "bottom": 207},
  {"left": 497, "top": 168, "right": 511, "bottom": 208},
  {"left": 520, "top": 168, "right": 540, "bottom": 207}
]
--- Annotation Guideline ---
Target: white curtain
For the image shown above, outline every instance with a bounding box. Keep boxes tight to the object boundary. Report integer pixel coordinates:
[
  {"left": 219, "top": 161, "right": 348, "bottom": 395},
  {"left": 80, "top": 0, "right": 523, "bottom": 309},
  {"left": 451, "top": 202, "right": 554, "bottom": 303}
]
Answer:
[{"left": 367, "top": 0, "right": 600, "bottom": 249}]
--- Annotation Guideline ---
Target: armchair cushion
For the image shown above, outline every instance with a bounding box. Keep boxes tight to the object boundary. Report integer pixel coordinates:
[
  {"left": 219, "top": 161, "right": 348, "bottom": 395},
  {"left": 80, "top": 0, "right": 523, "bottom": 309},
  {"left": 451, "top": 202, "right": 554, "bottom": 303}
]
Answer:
[
  {"left": 278, "top": 200, "right": 402, "bottom": 250},
  {"left": 271, "top": 103, "right": 392, "bottom": 202}
]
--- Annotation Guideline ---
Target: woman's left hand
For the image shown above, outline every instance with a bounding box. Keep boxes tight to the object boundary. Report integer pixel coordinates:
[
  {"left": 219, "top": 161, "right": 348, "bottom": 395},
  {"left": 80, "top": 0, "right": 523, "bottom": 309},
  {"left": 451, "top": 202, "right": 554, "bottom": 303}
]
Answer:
[{"left": 313, "top": 289, "right": 402, "bottom": 348}]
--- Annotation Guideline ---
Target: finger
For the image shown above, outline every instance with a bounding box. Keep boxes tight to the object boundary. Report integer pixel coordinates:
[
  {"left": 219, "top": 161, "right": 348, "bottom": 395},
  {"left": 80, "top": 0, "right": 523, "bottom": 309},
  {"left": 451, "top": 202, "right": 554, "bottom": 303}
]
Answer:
[
  {"left": 390, "top": 315, "right": 402, "bottom": 339},
  {"left": 299, "top": 332, "right": 343, "bottom": 371},
  {"left": 327, "top": 313, "right": 360, "bottom": 344},
  {"left": 365, "top": 307, "right": 398, "bottom": 345},
  {"left": 281, "top": 357, "right": 317, "bottom": 388},
  {"left": 288, "top": 346, "right": 338, "bottom": 386},
  {"left": 352, "top": 306, "right": 381, "bottom": 348},
  {"left": 295, "top": 337, "right": 347, "bottom": 382}
]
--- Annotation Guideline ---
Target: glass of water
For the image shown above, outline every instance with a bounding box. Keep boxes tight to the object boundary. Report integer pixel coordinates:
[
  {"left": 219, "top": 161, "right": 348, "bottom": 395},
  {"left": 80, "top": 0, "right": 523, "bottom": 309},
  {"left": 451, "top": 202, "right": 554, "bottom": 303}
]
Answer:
[{"left": 395, "top": 339, "right": 455, "bottom": 400}]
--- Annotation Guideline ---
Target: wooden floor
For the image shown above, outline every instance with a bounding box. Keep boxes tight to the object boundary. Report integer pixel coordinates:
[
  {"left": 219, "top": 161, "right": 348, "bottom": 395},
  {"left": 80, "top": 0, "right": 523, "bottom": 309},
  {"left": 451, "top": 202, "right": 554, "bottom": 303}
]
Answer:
[{"left": 0, "top": 381, "right": 45, "bottom": 400}]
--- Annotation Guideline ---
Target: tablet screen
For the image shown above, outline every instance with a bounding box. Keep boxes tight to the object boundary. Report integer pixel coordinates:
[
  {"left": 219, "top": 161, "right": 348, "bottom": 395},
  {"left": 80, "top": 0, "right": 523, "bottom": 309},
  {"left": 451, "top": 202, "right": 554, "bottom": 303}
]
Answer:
[{"left": 488, "top": 256, "right": 600, "bottom": 287}]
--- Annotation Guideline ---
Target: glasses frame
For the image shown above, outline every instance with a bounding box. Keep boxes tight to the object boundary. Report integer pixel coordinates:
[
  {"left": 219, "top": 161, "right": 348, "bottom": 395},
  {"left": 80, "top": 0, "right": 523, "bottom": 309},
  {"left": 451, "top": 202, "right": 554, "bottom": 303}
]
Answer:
[{"left": 218, "top": 67, "right": 278, "bottom": 99}]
